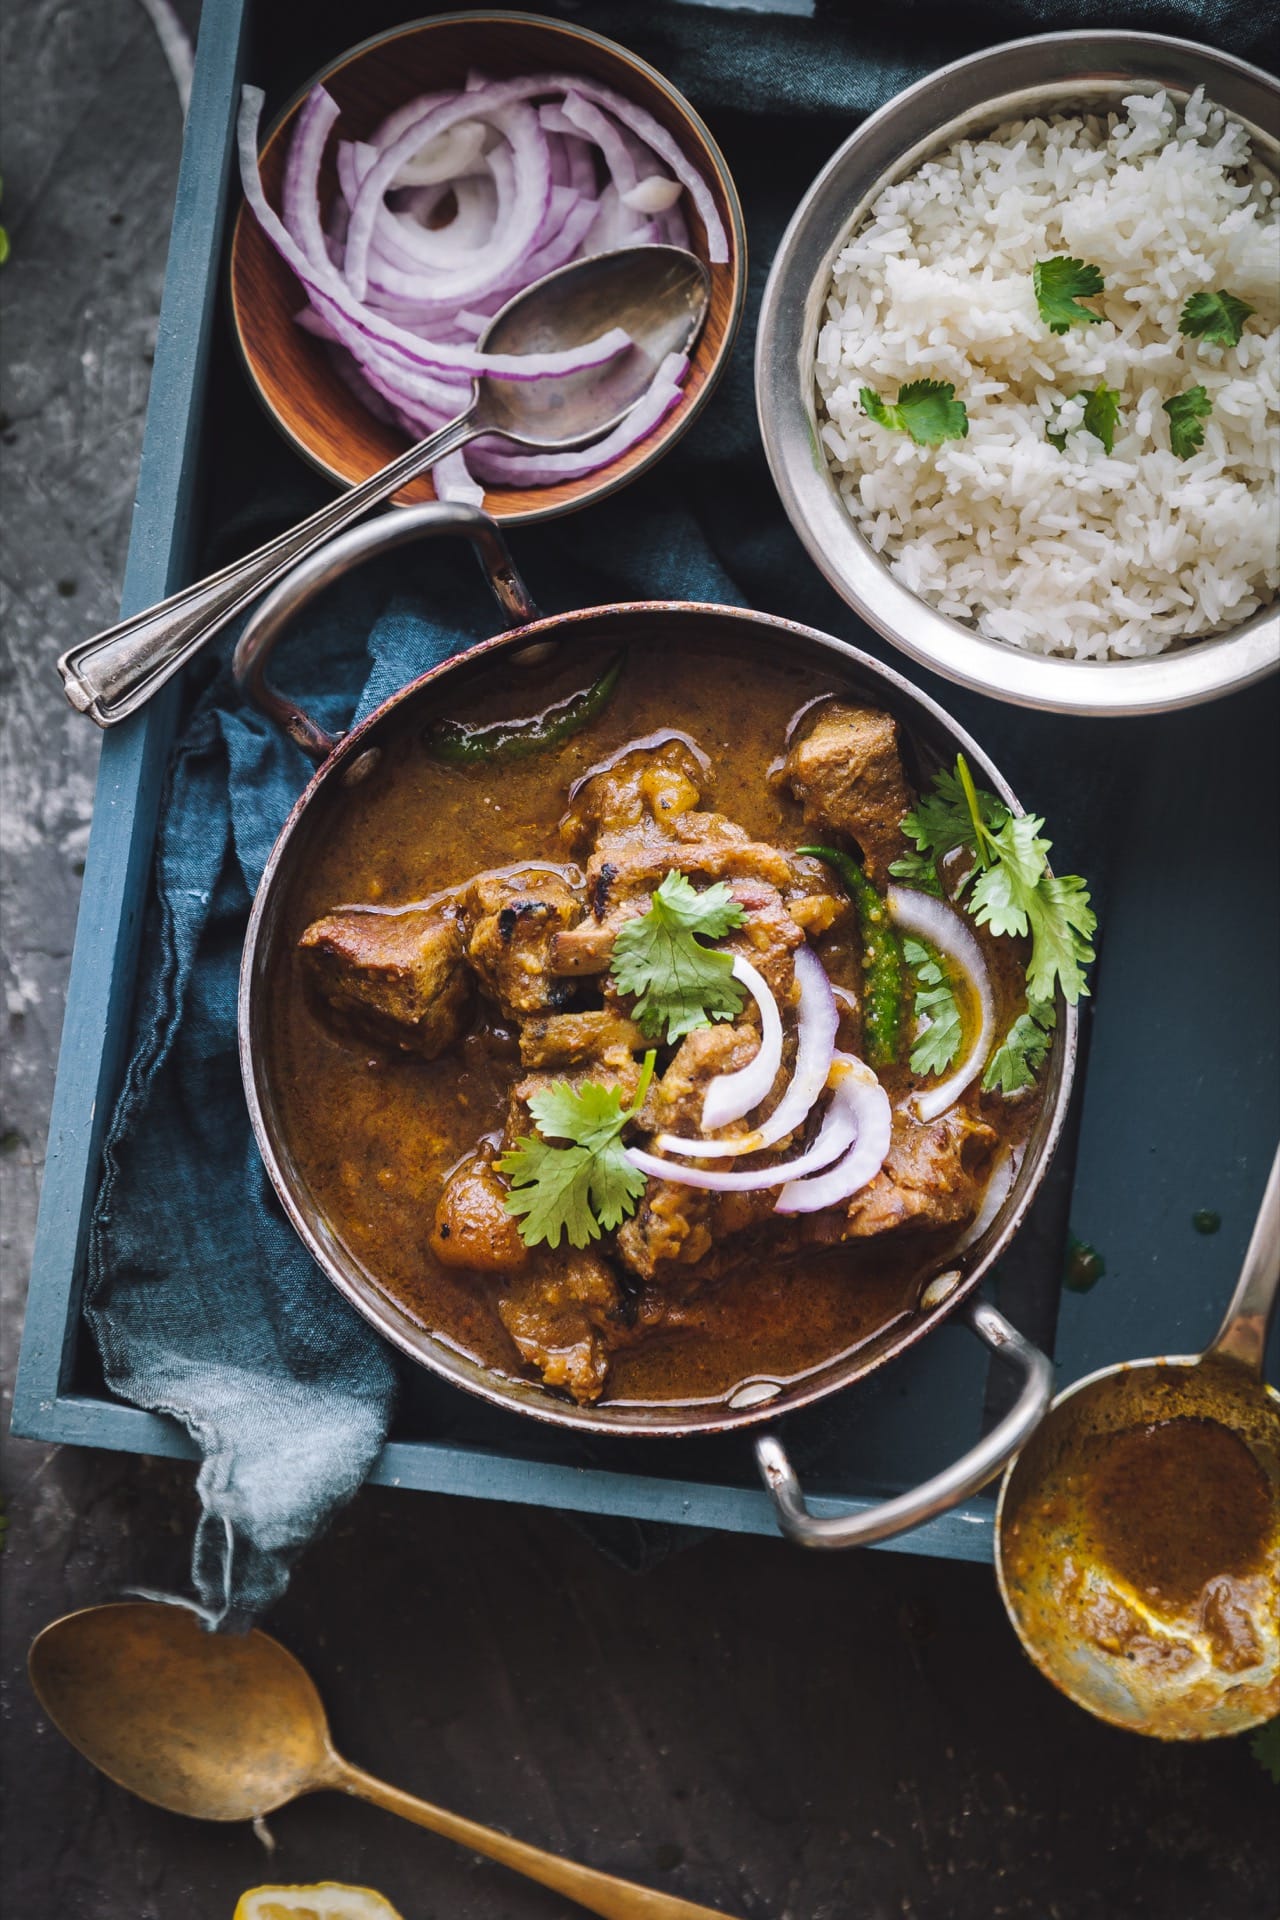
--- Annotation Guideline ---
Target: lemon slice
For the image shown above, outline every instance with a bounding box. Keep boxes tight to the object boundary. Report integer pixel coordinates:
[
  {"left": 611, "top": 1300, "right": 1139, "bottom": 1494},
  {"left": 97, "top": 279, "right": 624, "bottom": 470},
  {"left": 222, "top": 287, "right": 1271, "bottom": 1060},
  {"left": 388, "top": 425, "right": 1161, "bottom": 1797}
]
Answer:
[{"left": 233, "top": 1887, "right": 405, "bottom": 1920}]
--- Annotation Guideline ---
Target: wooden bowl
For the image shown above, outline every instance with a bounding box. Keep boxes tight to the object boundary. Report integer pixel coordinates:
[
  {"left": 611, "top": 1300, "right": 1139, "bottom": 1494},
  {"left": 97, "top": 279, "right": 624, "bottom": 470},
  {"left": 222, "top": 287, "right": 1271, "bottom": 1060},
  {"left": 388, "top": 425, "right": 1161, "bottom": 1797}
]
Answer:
[{"left": 229, "top": 10, "right": 746, "bottom": 523}]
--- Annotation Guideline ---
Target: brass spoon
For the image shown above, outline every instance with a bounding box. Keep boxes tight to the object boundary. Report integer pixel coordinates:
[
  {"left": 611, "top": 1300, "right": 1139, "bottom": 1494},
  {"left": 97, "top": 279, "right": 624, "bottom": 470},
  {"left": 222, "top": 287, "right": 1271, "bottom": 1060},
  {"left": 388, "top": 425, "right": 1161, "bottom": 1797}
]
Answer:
[
  {"left": 29, "top": 1600, "right": 740, "bottom": 1920},
  {"left": 57, "top": 244, "right": 710, "bottom": 728},
  {"left": 995, "top": 1144, "right": 1280, "bottom": 1739}
]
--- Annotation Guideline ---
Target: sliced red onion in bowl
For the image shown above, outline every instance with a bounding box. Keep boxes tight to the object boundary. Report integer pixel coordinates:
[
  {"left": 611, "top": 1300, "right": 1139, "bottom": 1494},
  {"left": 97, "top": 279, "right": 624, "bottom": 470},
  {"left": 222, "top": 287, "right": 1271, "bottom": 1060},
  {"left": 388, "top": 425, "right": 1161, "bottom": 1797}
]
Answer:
[
  {"left": 773, "top": 1056, "right": 893, "bottom": 1214},
  {"left": 654, "top": 945, "right": 838, "bottom": 1159},
  {"left": 393, "top": 118, "right": 488, "bottom": 186},
  {"left": 886, "top": 884, "right": 996, "bottom": 1123},
  {"left": 241, "top": 87, "right": 632, "bottom": 381},
  {"left": 239, "top": 61, "right": 725, "bottom": 498}
]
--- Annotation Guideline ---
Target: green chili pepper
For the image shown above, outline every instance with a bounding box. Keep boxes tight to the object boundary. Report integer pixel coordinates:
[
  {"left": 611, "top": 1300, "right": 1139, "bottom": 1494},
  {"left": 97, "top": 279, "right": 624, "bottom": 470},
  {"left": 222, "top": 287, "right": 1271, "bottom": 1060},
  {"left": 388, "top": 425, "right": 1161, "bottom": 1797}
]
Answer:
[
  {"left": 799, "top": 844, "right": 903, "bottom": 1070},
  {"left": 424, "top": 653, "right": 624, "bottom": 765}
]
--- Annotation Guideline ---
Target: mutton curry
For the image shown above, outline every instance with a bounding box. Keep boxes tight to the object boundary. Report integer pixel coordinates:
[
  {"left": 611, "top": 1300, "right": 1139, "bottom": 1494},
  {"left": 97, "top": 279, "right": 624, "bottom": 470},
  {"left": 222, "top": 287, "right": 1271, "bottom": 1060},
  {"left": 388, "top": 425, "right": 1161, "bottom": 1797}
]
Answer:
[{"left": 268, "top": 638, "right": 1082, "bottom": 1409}]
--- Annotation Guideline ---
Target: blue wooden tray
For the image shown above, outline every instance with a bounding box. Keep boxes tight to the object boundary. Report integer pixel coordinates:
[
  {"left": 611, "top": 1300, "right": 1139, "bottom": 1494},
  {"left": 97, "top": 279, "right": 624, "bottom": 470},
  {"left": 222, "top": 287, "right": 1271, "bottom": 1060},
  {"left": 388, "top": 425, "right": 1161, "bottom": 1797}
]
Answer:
[{"left": 13, "top": 0, "right": 1279, "bottom": 1562}]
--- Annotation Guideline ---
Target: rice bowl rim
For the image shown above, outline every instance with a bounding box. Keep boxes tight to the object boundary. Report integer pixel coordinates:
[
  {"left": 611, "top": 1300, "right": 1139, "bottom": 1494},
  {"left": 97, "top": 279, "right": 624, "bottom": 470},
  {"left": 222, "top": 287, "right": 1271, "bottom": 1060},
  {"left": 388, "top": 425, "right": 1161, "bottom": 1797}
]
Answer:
[{"left": 755, "top": 30, "right": 1280, "bottom": 717}]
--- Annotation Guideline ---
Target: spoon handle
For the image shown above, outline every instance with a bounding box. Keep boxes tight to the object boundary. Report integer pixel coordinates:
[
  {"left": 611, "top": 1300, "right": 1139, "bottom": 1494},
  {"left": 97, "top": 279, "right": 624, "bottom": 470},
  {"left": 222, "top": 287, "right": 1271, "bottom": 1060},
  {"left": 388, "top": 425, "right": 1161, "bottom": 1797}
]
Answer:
[
  {"left": 55, "top": 409, "right": 478, "bottom": 728},
  {"left": 330, "top": 1757, "right": 742, "bottom": 1920},
  {"left": 1206, "top": 1141, "right": 1280, "bottom": 1375}
]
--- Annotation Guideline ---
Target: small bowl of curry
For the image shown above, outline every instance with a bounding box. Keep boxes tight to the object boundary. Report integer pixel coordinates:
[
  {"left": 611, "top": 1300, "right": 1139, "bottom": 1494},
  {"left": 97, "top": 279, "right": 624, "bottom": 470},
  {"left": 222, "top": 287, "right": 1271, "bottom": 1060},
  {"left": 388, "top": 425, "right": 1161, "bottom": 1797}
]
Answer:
[{"left": 996, "top": 1154, "right": 1280, "bottom": 1741}]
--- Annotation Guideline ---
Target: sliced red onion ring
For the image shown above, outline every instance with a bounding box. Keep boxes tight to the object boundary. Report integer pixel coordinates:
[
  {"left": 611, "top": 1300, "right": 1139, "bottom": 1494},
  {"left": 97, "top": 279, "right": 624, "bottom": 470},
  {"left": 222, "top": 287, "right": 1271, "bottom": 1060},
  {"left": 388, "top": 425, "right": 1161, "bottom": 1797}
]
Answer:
[
  {"left": 693, "top": 956, "right": 783, "bottom": 1133},
  {"left": 941, "top": 1146, "right": 1017, "bottom": 1258},
  {"left": 366, "top": 87, "right": 453, "bottom": 153},
  {"left": 342, "top": 87, "right": 549, "bottom": 303},
  {"left": 282, "top": 85, "right": 341, "bottom": 274},
  {"left": 773, "top": 1056, "right": 893, "bottom": 1214},
  {"left": 626, "top": 1089, "right": 857, "bottom": 1195},
  {"left": 887, "top": 885, "right": 996, "bottom": 1123},
  {"left": 431, "top": 446, "right": 486, "bottom": 506},
  {"left": 555, "top": 97, "right": 683, "bottom": 218},
  {"left": 393, "top": 119, "right": 488, "bottom": 186},
  {"left": 341, "top": 72, "right": 726, "bottom": 291},
  {"left": 241, "top": 87, "right": 632, "bottom": 382},
  {"left": 655, "top": 945, "right": 838, "bottom": 1159}
]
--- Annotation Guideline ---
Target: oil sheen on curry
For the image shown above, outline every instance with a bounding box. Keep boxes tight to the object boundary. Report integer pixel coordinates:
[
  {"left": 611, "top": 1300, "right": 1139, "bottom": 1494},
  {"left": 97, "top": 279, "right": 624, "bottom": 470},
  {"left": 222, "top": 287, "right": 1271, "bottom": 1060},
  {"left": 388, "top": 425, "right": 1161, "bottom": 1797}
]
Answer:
[{"left": 270, "top": 640, "right": 1064, "bottom": 1410}]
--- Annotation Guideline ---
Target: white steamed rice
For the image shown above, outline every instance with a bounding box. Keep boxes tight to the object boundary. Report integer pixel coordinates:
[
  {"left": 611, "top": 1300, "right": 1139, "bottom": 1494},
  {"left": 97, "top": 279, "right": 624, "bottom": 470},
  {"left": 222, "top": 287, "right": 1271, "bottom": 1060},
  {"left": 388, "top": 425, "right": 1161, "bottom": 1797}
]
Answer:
[{"left": 815, "top": 88, "right": 1280, "bottom": 660}]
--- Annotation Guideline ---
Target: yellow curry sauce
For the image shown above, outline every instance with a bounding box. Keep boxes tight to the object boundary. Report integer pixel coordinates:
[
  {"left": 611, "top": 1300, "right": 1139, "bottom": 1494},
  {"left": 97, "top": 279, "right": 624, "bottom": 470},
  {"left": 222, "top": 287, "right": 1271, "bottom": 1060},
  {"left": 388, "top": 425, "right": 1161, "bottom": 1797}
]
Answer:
[{"left": 267, "top": 637, "right": 1040, "bottom": 1407}]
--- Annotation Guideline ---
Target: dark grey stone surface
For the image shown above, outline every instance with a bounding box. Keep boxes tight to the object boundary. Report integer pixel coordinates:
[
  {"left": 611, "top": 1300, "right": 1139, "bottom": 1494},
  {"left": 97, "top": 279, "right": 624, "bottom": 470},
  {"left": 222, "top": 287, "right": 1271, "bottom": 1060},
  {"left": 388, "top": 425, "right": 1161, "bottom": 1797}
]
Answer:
[{"left": 1, "top": 5, "right": 1277, "bottom": 1918}]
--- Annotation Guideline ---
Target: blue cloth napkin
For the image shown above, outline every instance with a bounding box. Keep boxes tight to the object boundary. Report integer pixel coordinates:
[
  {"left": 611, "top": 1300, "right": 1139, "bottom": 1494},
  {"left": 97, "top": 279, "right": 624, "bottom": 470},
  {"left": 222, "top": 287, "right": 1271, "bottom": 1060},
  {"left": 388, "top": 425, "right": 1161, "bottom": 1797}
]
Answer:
[{"left": 86, "top": 0, "right": 1278, "bottom": 1626}]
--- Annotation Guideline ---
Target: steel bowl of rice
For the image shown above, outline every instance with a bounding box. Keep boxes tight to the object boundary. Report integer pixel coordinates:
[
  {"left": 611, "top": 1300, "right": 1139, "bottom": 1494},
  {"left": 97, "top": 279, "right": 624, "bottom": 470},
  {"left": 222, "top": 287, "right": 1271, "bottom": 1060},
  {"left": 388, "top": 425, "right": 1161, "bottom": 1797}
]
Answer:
[{"left": 756, "top": 32, "right": 1280, "bottom": 715}]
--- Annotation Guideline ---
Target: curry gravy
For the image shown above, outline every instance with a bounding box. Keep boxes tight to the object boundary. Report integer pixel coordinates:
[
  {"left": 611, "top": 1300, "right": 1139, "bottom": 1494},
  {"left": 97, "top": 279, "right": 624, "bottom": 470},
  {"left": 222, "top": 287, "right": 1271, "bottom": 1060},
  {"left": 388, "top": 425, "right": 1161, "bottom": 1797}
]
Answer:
[
  {"left": 1003, "top": 1414, "right": 1280, "bottom": 1681},
  {"left": 267, "top": 637, "right": 1041, "bottom": 1406}
]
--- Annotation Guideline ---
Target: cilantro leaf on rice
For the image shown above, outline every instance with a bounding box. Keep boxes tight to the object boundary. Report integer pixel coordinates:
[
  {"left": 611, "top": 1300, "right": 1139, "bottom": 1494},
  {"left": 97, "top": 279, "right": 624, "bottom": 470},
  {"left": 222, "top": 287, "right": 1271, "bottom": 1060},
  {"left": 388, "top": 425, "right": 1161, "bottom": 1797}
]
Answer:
[
  {"left": 1163, "top": 385, "right": 1213, "bottom": 459},
  {"left": 1080, "top": 383, "right": 1122, "bottom": 455},
  {"left": 1033, "top": 256, "right": 1105, "bottom": 333},
  {"left": 860, "top": 380, "right": 969, "bottom": 448},
  {"left": 1179, "top": 289, "right": 1255, "bottom": 349}
]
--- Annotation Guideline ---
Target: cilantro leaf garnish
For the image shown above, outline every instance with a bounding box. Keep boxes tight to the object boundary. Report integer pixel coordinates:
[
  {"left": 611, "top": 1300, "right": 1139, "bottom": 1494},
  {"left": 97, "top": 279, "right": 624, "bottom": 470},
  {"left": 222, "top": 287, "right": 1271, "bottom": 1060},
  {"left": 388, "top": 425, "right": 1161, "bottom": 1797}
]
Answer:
[
  {"left": 1163, "top": 385, "right": 1212, "bottom": 459},
  {"left": 1080, "top": 382, "right": 1121, "bottom": 455},
  {"left": 499, "top": 1053, "right": 656, "bottom": 1249},
  {"left": 1033, "top": 257, "right": 1105, "bottom": 334},
  {"left": 1178, "top": 289, "right": 1254, "bottom": 349},
  {"left": 888, "top": 847, "right": 944, "bottom": 896},
  {"left": 1045, "top": 385, "right": 1121, "bottom": 454},
  {"left": 860, "top": 380, "right": 969, "bottom": 448},
  {"left": 903, "top": 937, "right": 963, "bottom": 1078},
  {"left": 983, "top": 998, "right": 1056, "bottom": 1095},
  {"left": 610, "top": 871, "right": 746, "bottom": 1044},
  {"left": 900, "top": 765, "right": 1008, "bottom": 888},
  {"left": 904, "top": 755, "right": 1096, "bottom": 1008},
  {"left": 1027, "top": 873, "right": 1098, "bottom": 1003}
]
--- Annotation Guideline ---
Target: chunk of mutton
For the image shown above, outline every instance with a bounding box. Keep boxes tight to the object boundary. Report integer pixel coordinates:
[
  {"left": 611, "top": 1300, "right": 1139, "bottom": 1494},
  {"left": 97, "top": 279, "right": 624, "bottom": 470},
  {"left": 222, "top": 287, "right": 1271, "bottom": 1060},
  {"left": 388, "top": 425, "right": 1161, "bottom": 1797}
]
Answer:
[
  {"left": 461, "top": 868, "right": 584, "bottom": 1019},
  {"left": 559, "top": 736, "right": 705, "bottom": 855},
  {"left": 517, "top": 1007, "right": 646, "bottom": 1072},
  {"left": 297, "top": 905, "right": 471, "bottom": 1058},
  {"left": 497, "top": 1248, "right": 631, "bottom": 1404},
  {"left": 842, "top": 1108, "right": 998, "bottom": 1239},
  {"left": 615, "top": 1171, "right": 780, "bottom": 1283},
  {"left": 549, "top": 825, "right": 811, "bottom": 982},
  {"left": 611, "top": 1023, "right": 788, "bottom": 1281},
  {"left": 554, "top": 734, "right": 847, "bottom": 973},
  {"left": 651, "top": 1023, "right": 760, "bottom": 1135},
  {"left": 502, "top": 1050, "right": 648, "bottom": 1154},
  {"left": 783, "top": 703, "right": 915, "bottom": 882}
]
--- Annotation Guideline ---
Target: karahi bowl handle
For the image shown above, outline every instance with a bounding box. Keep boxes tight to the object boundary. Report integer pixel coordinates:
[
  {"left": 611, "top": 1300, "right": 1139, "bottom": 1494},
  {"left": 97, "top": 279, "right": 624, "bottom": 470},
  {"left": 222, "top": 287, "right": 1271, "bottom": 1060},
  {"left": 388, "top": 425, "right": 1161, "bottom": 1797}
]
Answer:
[
  {"left": 232, "top": 501, "right": 538, "bottom": 761},
  {"left": 754, "top": 1299, "right": 1053, "bottom": 1550}
]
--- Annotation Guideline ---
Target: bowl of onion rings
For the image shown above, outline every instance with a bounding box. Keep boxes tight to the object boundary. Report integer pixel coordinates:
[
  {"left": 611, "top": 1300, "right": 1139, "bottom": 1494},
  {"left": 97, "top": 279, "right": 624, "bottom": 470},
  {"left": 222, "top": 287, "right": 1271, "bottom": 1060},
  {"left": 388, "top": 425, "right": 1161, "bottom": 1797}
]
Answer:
[{"left": 229, "top": 10, "right": 746, "bottom": 522}]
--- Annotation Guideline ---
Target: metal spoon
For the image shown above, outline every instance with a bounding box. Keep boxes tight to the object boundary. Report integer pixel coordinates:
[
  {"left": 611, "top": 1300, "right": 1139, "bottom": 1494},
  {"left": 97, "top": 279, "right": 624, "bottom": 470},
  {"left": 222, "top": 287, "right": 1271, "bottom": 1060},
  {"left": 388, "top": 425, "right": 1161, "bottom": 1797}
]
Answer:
[
  {"left": 29, "top": 1600, "right": 740, "bottom": 1920},
  {"left": 995, "top": 1144, "right": 1280, "bottom": 1740},
  {"left": 57, "top": 245, "right": 710, "bottom": 728}
]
